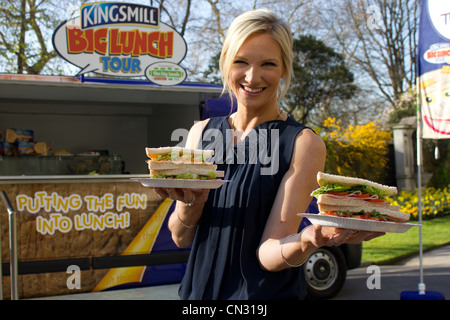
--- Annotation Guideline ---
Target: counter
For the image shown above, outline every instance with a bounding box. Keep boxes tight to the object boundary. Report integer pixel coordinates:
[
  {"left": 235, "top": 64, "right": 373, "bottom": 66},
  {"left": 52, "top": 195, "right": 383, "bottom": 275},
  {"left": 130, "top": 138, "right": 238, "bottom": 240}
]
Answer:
[{"left": 0, "top": 155, "right": 123, "bottom": 176}]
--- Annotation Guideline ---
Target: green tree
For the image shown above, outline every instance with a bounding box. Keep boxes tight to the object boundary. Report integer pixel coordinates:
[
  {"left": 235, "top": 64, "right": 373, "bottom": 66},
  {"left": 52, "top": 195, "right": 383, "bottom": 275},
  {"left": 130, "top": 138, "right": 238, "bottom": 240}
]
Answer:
[
  {"left": 203, "top": 52, "right": 222, "bottom": 85},
  {"left": 284, "top": 35, "right": 357, "bottom": 126}
]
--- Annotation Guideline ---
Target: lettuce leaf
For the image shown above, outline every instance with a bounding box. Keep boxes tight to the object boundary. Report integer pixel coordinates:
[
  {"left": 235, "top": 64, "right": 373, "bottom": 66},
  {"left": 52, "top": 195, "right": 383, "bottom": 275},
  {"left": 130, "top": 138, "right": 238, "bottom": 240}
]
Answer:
[
  {"left": 311, "top": 184, "right": 353, "bottom": 196},
  {"left": 311, "top": 184, "right": 387, "bottom": 199},
  {"left": 176, "top": 173, "right": 199, "bottom": 179},
  {"left": 150, "top": 174, "right": 166, "bottom": 179},
  {"left": 157, "top": 151, "right": 181, "bottom": 161}
]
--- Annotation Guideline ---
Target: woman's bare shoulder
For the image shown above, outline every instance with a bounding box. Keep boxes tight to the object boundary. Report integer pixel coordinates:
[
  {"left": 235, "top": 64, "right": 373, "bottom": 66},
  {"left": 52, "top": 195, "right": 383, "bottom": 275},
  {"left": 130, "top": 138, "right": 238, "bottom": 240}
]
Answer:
[
  {"left": 185, "top": 119, "right": 211, "bottom": 149},
  {"left": 293, "top": 128, "right": 326, "bottom": 159}
]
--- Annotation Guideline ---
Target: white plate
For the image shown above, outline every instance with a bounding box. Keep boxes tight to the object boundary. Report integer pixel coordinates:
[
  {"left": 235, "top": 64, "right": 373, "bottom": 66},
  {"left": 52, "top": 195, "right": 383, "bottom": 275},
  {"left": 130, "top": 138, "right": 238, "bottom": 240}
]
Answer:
[
  {"left": 132, "top": 178, "right": 229, "bottom": 189},
  {"left": 298, "top": 213, "right": 419, "bottom": 233}
]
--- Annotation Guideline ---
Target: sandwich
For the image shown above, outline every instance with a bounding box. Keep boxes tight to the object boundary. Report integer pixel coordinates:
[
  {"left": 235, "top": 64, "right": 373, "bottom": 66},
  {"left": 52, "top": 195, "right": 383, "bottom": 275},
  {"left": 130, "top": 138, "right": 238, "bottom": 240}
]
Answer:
[
  {"left": 311, "top": 172, "right": 410, "bottom": 223},
  {"left": 145, "top": 146, "right": 224, "bottom": 180}
]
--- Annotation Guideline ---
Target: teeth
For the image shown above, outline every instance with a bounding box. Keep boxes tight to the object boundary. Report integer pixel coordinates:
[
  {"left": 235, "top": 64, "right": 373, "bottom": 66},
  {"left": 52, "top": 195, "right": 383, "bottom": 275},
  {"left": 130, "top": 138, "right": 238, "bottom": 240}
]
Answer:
[{"left": 243, "top": 86, "right": 263, "bottom": 93}]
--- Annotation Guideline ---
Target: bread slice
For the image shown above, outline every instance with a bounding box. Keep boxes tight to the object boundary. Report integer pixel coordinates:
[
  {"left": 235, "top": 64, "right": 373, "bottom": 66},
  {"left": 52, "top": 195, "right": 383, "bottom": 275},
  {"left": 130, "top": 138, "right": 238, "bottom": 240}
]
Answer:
[
  {"left": 146, "top": 147, "right": 214, "bottom": 159},
  {"left": 317, "top": 172, "right": 397, "bottom": 196}
]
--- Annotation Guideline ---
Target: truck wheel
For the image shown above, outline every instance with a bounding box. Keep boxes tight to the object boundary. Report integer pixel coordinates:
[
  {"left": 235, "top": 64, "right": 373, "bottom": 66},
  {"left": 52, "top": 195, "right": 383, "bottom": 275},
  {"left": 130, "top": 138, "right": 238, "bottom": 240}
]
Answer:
[{"left": 304, "top": 247, "right": 347, "bottom": 299}]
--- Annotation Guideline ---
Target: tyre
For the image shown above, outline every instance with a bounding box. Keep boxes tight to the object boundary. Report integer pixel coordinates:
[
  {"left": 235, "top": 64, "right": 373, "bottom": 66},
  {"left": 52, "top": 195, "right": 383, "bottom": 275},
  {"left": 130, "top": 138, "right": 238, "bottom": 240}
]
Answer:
[{"left": 304, "top": 246, "right": 347, "bottom": 299}]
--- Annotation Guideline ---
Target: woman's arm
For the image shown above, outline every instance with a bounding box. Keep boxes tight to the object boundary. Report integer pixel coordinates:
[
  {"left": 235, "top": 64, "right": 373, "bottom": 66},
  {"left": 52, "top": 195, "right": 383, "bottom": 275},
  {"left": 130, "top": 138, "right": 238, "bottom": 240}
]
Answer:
[
  {"left": 257, "top": 128, "right": 326, "bottom": 271},
  {"left": 165, "top": 187, "right": 209, "bottom": 248},
  {"left": 258, "top": 128, "right": 383, "bottom": 271},
  {"left": 154, "top": 119, "right": 211, "bottom": 248}
]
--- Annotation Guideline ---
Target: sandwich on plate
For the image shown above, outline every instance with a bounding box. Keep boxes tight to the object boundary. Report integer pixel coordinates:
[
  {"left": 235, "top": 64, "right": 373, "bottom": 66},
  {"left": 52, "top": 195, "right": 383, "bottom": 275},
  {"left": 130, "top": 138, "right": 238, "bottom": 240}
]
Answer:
[
  {"left": 311, "top": 172, "right": 410, "bottom": 223},
  {"left": 145, "top": 146, "right": 224, "bottom": 180}
]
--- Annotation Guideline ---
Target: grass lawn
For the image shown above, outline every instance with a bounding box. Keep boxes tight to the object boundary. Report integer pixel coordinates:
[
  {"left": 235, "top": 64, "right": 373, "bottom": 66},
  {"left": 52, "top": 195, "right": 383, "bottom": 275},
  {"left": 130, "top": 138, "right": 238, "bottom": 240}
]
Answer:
[{"left": 362, "top": 215, "right": 450, "bottom": 265}]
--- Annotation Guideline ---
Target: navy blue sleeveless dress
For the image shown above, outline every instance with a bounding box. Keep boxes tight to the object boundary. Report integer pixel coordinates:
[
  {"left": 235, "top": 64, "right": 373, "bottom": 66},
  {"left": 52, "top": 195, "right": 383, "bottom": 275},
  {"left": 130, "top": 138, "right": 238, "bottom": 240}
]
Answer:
[{"left": 178, "top": 116, "right": 309, "bottom": 300}]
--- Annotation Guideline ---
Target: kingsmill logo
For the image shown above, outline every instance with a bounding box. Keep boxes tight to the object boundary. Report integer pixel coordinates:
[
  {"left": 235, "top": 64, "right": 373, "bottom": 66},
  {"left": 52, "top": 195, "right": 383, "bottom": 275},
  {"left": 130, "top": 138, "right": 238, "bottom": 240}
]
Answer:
[{"left": 80, "top": 2, "right": 159, "bottom": 29}]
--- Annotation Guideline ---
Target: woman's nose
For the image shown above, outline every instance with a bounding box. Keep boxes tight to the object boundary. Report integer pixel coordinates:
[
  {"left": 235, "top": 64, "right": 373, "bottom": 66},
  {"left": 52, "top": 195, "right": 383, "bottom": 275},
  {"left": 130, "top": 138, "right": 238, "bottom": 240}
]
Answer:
[{"left": 245, "top": 66, "right": 259, "bottom": 84}]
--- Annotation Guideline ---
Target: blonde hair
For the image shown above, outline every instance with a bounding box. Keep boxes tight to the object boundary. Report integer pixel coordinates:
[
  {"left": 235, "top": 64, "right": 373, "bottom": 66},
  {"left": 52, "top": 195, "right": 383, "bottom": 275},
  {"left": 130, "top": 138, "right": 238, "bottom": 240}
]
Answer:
[{"left": 219, "top": 9, "right": 293, "bottom": 105}]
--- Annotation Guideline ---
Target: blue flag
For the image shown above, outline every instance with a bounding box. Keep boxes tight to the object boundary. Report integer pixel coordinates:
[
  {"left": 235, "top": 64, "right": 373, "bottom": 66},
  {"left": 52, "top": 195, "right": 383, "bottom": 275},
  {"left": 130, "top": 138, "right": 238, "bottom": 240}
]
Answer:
[{"left": 417, "top": 0, "right": 450, "bottom": 139}]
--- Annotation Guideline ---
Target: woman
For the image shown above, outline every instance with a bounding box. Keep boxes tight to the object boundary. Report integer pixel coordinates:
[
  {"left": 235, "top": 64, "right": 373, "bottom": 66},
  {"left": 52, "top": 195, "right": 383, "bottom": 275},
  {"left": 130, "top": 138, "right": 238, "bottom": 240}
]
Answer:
[{"left": 154, "top": 9, "right": 382, "bottom": 299}]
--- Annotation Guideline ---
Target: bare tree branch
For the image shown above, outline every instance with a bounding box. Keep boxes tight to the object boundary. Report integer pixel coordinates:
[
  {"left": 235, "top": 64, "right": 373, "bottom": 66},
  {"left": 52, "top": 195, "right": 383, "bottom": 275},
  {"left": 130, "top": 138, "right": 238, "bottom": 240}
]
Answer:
[
  {"left": 323, "top": 0, "right": 419, "bottom": 109},
  {"left": 180, "top": 0, "right": 191, "bottom": 37},
  {"left": 206, "top": 0, "right": 225, "bottom": 44}
]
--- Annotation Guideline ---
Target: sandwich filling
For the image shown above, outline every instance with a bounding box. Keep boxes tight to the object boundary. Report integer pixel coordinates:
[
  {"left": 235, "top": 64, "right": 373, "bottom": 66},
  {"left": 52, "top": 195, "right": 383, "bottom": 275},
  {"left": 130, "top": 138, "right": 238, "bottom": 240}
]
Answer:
[{"left": 323, "top": 210, "right": 406, "bottom": 223}]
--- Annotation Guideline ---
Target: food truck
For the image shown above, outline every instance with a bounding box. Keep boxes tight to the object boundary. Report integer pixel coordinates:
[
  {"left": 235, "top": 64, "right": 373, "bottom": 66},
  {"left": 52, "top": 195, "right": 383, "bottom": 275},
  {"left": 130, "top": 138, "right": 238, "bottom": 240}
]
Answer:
[
  {"left": 0, "top": 74, "right": 363, "bottom": 301},
  {"left": 0, "top": 73, "right": 227, "bottom": 299}
]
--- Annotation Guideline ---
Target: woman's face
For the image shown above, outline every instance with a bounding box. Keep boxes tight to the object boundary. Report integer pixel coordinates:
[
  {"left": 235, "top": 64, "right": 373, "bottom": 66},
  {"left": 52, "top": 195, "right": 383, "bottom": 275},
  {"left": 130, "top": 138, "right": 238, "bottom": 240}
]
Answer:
[{"left": 229, "top": 32, "right": 285, "bottom": 112}]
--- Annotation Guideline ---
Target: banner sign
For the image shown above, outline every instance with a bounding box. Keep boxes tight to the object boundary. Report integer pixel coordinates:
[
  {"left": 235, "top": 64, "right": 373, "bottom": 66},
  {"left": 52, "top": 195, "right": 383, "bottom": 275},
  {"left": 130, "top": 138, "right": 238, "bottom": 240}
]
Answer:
[
  {"left": 417, "top": 0, "right": 450, "bottom": 139},
  {"left": 53, "top": 2, "right": 187, "bottom": 85},
  {"left": 0, "top": 181, "right": 185, "bottom": 299}
]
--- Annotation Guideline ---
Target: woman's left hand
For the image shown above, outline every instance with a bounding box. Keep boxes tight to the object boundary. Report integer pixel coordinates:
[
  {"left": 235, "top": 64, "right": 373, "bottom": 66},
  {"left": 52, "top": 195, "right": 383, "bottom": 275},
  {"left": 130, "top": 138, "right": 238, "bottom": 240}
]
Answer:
[{"left": 305, "top": 224, "right": 385, "bottom": 248}]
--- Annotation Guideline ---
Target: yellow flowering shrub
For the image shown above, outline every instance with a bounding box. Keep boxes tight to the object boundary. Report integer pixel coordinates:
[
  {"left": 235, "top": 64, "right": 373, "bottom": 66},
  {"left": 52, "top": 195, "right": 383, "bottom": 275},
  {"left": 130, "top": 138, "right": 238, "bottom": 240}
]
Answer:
[
  {"left": 320, "top": 117, "right": 392, "bottom": 183},
  {"left": 386, "top": 186, "right": 450, "bottom": 220}
]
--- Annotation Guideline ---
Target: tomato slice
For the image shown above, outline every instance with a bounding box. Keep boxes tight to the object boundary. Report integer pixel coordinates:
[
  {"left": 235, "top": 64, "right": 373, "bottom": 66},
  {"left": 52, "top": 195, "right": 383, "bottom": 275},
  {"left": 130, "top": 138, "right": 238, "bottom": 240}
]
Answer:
[
  {"left": 366, "top": 198, "right": 386, "bottom": 203},
  {"left": 350, "top": 193, "right": 370, "bottom": 198}
]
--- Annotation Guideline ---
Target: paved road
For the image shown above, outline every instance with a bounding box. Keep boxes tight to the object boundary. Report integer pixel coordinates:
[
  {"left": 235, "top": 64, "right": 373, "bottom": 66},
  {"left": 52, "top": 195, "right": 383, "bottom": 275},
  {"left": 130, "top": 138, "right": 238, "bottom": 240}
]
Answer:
[{"left": 332, "top": 245, "right": 450, "bottom": 300}]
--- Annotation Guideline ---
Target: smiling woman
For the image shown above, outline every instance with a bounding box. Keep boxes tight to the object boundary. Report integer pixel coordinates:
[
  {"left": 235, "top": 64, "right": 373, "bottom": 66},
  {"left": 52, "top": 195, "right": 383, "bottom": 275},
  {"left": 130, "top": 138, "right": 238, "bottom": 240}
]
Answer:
[
  {"left": 153, "top": 9, "right": 381, "bottom": 301},
  {"left": 228, "top": 33, "right": 285, "bottom": 115}
]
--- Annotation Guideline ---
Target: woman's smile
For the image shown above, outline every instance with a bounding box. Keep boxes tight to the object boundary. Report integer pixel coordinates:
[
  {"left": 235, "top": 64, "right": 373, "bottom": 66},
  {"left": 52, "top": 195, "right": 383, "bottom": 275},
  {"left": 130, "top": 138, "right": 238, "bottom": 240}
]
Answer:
[{"left": 240, "top": 85, "right": 266, "bottom": 94}]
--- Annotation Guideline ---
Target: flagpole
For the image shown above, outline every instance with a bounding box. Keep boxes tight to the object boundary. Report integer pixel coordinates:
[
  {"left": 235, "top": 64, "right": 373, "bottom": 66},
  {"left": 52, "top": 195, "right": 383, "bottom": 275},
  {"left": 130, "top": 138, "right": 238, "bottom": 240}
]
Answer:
[
  {"left": 401, "top": 0, "right": 447, "bottom": 299},
  {"left": 415, "top": 78, "right": 425, "bottom": 295}
]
